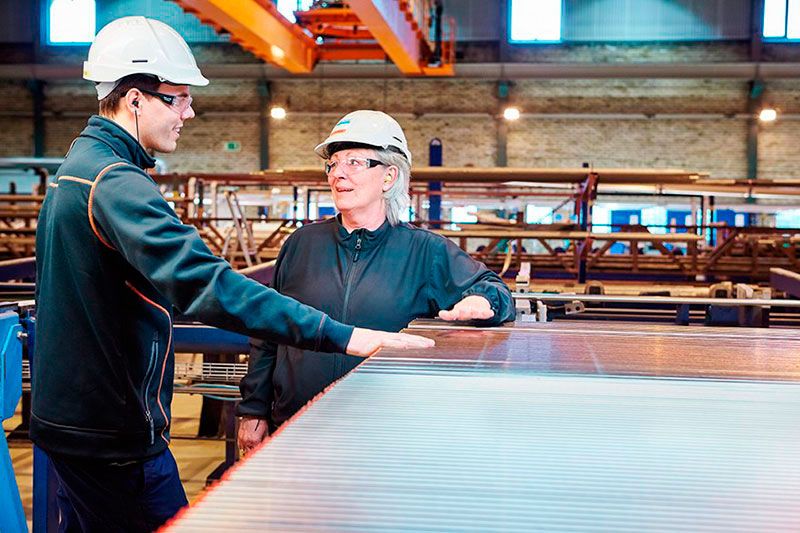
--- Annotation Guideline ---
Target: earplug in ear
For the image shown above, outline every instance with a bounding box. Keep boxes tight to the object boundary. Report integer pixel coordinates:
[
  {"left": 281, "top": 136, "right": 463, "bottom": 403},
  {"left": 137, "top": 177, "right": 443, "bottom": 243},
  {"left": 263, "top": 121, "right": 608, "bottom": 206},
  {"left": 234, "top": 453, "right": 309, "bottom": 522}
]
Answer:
[{"left": 133, "top": 100, "right": 139, "bottom": 108}]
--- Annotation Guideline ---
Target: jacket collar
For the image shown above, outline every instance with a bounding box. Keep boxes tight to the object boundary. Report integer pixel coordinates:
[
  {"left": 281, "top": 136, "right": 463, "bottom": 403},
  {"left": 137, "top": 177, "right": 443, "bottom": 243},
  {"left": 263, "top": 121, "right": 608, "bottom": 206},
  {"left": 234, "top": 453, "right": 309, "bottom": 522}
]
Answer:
[
  {"left": 334, "top": 214, "right": 391, "bottom": 250},
  {"left": 80, "top": 115, "right": 156, "bottom": 170}
]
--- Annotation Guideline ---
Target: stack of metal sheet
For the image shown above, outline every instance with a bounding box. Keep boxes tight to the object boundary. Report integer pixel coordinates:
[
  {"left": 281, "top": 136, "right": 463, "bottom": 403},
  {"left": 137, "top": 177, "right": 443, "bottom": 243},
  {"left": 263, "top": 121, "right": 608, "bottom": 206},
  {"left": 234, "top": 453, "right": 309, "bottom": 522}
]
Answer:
[{"left": 167, "top": 321, "right": 800, "bottom": 531}]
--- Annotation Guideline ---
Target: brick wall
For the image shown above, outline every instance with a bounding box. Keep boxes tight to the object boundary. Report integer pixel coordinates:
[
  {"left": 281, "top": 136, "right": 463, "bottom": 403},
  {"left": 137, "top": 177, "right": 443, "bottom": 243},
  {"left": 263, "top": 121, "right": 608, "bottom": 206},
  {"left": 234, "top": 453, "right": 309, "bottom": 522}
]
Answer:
[
  {"left": 271, "top": 78, "right": 752, "bottom": 178},
  {"left": 507, "top": 42, "right": 749, "bottom": 63},
  {"left": 507, "top": 117, "right": 748, "bottom": 178},
  {"left": 2, "top": 76, "right": 800, "bottom": 180},
  {"left": 0, "top": 80, "right": 33, "bottom": 156},
  {"left": 513, "top": 79, "right": 746, "bottom": 114},
  {"left": 161, "top": 115, "right": 261, "bottom": 173}
]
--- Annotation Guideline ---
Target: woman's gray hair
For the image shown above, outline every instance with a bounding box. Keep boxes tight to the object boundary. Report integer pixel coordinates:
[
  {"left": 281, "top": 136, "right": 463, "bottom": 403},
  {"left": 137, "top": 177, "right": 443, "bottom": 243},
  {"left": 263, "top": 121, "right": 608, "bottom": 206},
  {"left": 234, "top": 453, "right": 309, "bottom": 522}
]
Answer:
[{"left": 373, "top": 147, "right": 411, "bottom": 226}]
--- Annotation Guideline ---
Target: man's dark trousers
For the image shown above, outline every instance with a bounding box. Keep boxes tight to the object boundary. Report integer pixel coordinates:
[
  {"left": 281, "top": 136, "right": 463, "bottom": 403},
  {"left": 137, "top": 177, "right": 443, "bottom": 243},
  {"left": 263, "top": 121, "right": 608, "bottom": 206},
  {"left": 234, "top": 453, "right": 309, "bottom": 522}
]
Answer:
[{"left": 49, "top": 447, "right": 187, "bottom": 532}]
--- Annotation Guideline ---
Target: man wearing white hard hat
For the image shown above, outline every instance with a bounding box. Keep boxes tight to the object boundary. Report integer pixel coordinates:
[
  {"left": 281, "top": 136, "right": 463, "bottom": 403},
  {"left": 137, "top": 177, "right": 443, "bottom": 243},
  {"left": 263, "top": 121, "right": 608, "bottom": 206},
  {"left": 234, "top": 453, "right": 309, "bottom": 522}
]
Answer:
[
  {"left": 237, "top": 110, "right": 515, "bottom": 453},
  {"left": 32, "top": 19, "right": 433, "bottom": 532}
]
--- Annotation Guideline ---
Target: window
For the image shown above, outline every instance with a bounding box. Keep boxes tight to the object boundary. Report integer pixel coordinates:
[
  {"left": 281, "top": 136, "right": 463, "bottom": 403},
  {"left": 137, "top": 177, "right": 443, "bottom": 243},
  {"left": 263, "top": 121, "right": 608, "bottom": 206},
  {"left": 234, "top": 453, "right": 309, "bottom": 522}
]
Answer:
[
  {"left": 525, "top": 205, "right": 554, "bottom": 225},
  {"left": 763, "top": 0, "right": 800, "bottom": 39},
  {"left": 776, "top": 209, "right": 800, "bottom": 228},
  {"left": 451, "top": 206, "right": 478, "bottom": 224},
  {"left": 509, "top": 0, "right": 562, "bottom": 43},
  {"left": 276, "top": 0, "right": 314, "bottom": 23},
  {"left": 48, "top": 0, "right": 95, "bottom": 44}
]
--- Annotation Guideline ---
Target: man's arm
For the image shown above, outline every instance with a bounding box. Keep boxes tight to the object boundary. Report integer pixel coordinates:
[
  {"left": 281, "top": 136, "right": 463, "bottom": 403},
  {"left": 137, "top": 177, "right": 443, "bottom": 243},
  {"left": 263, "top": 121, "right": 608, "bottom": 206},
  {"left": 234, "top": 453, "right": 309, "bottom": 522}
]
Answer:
[{"left": 91, "top": 168, "right": 433, "bottom": 355}]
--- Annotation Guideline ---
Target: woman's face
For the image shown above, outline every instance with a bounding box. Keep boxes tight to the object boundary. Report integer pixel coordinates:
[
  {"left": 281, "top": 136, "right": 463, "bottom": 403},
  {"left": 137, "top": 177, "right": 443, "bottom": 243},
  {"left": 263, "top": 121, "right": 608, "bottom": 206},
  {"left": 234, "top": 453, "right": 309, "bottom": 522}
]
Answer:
[{"left": 326, "top": 148, "right": 395, "bottom": 217}]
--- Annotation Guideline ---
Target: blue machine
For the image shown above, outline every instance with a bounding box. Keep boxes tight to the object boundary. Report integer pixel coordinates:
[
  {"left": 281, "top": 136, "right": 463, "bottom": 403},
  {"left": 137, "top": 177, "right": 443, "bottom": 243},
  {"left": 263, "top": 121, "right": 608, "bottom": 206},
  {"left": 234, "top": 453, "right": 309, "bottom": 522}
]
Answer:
[{"left": 0, "top": 309, "right": 27, "bottom": 532}]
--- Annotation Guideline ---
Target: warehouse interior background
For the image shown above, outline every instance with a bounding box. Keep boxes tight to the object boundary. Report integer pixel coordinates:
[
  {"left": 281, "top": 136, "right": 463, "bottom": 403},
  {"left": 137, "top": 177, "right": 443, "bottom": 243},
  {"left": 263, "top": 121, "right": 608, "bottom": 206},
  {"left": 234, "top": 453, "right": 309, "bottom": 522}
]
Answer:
[
  {"left": 4, "top": 0, "right": 800, "bottom": 531},
  {"left": 3, "top": 1, "right": 800, "bottom": 229}
]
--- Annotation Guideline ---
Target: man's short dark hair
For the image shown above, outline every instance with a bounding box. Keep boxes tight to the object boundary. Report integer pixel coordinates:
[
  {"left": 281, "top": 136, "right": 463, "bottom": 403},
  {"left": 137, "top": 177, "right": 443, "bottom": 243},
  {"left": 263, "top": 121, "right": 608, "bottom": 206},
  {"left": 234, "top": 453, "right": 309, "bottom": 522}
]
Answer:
[{"left": 98, "top": 74, "right": 161, "bottom": 116}]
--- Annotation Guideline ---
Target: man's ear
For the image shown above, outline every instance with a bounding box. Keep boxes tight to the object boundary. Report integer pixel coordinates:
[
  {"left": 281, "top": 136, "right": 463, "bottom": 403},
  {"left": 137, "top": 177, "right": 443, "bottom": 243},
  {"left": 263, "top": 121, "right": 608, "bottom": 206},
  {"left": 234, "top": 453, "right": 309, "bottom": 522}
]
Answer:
[{"left": 125, "top": 89, "right": 143, "bottom": 113}]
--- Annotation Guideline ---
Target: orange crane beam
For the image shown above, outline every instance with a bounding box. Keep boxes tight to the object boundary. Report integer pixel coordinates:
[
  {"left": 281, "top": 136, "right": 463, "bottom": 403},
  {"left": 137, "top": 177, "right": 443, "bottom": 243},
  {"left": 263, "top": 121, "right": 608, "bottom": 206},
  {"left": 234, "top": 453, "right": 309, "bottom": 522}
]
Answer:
[
  {"left": 346, "top": 0, "right": 426, "bottom": 74},
  {"left": 172, "top": 0, "right": 318, "bottom": 73}
]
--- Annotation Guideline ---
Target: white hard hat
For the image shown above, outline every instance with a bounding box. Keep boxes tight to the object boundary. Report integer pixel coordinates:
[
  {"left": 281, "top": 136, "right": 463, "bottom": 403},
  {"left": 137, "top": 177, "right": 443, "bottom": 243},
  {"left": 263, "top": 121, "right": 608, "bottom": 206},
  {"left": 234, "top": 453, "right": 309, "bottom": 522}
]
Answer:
[
  {"left": 315, "top": 110, "right": 412, "bottom": 166},
  {"left": 84, "top": 16, "right": 209, "bottom": 100}
]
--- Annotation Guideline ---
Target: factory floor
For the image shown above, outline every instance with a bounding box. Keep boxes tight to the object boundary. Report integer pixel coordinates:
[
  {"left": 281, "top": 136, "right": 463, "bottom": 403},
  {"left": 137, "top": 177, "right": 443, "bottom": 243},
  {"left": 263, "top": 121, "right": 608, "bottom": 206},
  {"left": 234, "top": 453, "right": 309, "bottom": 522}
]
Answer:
[{"left": 4, "top": 393, "right": 226, "bottom": 531}]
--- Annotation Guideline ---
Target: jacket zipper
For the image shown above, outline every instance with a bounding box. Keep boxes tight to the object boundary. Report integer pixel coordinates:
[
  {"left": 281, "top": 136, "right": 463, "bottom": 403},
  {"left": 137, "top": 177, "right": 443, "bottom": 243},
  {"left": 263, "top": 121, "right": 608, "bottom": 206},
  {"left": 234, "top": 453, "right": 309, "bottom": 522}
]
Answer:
[
  {"left": 341, "top": 230, "right": 363, "bottom": 324},
  {"left": 126, "top": 280, "right": 173, "bottom": 446},
  {"left": 142, "top": 332, "right": 158, "bottom": 446}
]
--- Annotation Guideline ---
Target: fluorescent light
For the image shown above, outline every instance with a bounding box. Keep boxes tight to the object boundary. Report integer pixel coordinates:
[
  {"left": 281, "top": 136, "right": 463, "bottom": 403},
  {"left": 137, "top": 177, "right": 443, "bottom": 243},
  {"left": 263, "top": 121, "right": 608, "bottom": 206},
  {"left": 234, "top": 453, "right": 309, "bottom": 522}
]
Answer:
[
  {"left": 503, "top": 107, "right": 521, "bottom": 121},
  {"left": 759, "top": 108, "right": 778, "bottom": 122},
  {"left": 270, "top": 106, "right": 287, "bottom": 120}
]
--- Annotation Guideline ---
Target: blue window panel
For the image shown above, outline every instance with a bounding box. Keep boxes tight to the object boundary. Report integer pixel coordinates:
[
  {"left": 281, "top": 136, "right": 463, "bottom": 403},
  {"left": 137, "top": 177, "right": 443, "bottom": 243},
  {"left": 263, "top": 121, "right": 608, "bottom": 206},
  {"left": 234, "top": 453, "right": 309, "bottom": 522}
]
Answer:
[
  {"left": 666, "top": 210, "right": 691, "bottom": 234},
  {"left": 610, "top": 210, "right": 641, "bottom": 254},
  {"left": 318, "top": 206, "right": 336, "bottom": 218},
  {"left": 714, "top": 209, "right": 748, "bottom": 227}
]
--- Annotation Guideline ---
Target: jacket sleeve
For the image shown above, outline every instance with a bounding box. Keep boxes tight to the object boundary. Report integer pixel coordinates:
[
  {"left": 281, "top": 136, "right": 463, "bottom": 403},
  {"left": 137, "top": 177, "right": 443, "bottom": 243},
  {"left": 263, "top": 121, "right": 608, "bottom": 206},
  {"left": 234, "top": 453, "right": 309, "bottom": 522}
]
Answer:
[
  {"left": 427, "top": 235, "right": 516, "bottom": 326},
  {"left": 90, "top": 167, "right": 354, "bottom": 353},
  {"left": 236, "top": 338, "right": 277, "bottom": 418},
  {"left": 236, "top": 238, "right": 292, "bottom": 419}
]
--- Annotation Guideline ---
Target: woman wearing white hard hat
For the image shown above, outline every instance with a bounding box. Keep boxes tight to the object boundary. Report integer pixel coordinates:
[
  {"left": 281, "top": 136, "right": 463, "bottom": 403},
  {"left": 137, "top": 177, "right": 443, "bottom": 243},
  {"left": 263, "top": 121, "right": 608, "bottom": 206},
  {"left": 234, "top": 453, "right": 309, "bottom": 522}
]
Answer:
[
  {"left": 237, "top": 110, "right": 516, "bottom": 452},
  {"left": 34, "top": 20, "right": 434, "bottom": 532}
]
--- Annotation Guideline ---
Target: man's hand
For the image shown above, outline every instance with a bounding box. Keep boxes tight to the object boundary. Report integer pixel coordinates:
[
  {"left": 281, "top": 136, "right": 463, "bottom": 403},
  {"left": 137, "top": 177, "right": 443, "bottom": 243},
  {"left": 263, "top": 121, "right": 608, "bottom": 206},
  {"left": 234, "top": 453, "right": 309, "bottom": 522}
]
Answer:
[
  {"left": 438, "top": 295, "right": 494, "bottom": 322},
  {"left": 238, "top": 416, "right": 269, "bottom": 456},
  {"left": 346, "top": 327, "right": 435, "bottom": 357}
]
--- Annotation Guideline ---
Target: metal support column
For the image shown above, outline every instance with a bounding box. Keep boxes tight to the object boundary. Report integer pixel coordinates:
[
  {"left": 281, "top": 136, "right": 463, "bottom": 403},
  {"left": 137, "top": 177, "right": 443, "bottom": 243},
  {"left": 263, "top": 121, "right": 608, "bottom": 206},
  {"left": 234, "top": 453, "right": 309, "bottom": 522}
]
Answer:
[
  {"left": 576, "top": 168, "right": 598, "bottom": 284},
  {"left": 28, "top": 80, "right": 45, "bottom": 157},
  {"left": 258, "top": 79, "right": 270, "bottom": 170},
  {"left": 428, "top": 138, "right": 442, "bottom": 228},
  {"left": 746, "top": 0, "right": 764, "bottom": 225},
  {"left": 496, "top": 81, "right": 509, "bottom": 167}
]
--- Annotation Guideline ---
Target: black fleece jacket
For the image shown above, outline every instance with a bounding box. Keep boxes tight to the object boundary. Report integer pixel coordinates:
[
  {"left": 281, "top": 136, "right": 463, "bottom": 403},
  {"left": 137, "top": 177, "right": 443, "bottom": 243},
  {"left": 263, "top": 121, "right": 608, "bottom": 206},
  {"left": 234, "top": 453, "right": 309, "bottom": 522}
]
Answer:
[
  {"left": 32, "top": 116, "right": 353, "bottom": 460},
  {"left": 238, "top": 216, "right": 515, "bottom": 427}
]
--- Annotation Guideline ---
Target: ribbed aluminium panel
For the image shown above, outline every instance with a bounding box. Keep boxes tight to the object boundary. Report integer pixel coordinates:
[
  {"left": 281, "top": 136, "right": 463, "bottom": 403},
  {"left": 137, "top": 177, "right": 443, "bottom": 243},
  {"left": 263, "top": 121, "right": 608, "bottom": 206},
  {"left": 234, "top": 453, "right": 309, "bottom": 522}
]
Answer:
[
  {"left": 97, "top": 0, "right": 227, "bottom": 42},
  {"left": 168, "top": 323, "right": 800, "bottom": 531},
  {"left": 0, "top": 1, "right": 33, "bottom": 44},
  {"left": 563, "top": 0, "right": 751, "bottom": 41},
  {"left": 446, "top": 0, "right": 502, "bottom": 42}
]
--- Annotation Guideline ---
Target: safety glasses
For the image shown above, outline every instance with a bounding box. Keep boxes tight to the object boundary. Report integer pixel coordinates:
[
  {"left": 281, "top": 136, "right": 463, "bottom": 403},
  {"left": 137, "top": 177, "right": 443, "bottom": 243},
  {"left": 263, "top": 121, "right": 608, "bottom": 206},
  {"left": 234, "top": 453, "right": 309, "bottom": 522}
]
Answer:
[
  {"left": 139, "top": 89, "right": 193, "bottom": 114},
  {"left": 325, "top": 157, "right": 385, "bottom": 175}
]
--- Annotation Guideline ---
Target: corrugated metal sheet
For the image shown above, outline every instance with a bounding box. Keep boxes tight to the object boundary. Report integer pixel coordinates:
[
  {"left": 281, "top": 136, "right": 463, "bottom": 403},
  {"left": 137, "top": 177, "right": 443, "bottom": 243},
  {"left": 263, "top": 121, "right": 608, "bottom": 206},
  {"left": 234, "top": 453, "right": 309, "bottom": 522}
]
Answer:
[
  {"left": 563, "top": 0, "right": 752, "bottom": 41},
  {"left": 0, "top": 1, "right": 34, "bottom": 43},
  {"left": 97, "top": 0, "right": 228, "bottom": 42},
  {"left": 445, "top": 0, "right": 501, "bottom": 41},
  {"left": 168, "top": 323, "right": 800, "bottom": 531}
]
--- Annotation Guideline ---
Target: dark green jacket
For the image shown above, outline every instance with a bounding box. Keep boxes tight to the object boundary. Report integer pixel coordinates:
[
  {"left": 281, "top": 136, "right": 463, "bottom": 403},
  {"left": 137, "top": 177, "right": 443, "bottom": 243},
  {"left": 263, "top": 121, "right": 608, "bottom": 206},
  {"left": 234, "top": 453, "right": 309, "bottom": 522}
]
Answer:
[
  {"left": 238, "top": 216, "right": 515, "bottom": 427},
  {"left": 32, "top": 116, "right": 353, "bottom": 460}
]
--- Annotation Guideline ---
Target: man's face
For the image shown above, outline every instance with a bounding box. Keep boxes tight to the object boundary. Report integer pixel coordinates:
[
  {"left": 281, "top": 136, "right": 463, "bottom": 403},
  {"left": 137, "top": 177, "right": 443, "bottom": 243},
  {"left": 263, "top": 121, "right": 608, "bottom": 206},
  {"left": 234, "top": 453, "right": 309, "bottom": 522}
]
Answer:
[{"left": 138, "top": 84, "right": 195, "bottom": 153}]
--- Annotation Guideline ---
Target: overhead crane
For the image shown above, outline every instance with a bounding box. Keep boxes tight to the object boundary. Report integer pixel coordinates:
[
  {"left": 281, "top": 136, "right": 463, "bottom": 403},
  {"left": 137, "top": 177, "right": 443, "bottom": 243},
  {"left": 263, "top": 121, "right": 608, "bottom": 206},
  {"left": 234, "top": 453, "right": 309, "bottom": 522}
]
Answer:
[{"left": 170, "top": 0, "right": 455, "bottom": 75}]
